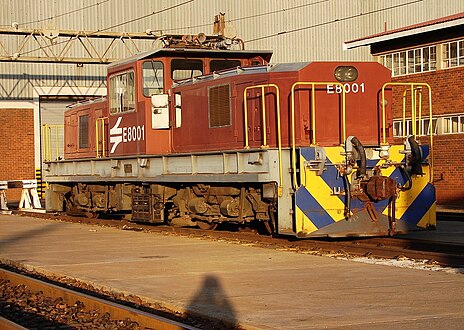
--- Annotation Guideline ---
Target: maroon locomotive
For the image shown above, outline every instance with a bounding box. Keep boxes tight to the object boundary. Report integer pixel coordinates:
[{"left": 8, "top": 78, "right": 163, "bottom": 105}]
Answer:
[{"left": 45, "top": 35, "right": 436, "bottom": 237}]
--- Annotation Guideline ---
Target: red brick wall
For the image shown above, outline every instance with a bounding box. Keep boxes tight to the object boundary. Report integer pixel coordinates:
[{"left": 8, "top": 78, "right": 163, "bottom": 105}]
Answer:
[
  {"left": 392, "top": 67, "right": 464, "bottom": 207},
  {"left": 0, "top": 108, "right": 35, "bottom": 201},
  {"left": 431, "top": 135, "right": 464, "bottom": 206}
]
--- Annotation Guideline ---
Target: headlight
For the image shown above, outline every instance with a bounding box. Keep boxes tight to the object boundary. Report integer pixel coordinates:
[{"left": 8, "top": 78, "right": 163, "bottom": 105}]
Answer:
[{"left": 334, "top": 66, "right": 358, "bottom": 82}]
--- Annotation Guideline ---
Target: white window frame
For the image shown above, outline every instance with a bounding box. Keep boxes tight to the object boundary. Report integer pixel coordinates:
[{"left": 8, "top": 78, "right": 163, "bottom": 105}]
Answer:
[
  {"left": 380, "top": 45, "right": 436, "bottom": 77},
  {"left": 393, "top": 117, "right": 438, "bottom": 137},
  {"left": 442, "top": 39, "right": 464, "bottom": 69},
  {"left": 442, "top": 114, "right": 464, "bottom": 134}
]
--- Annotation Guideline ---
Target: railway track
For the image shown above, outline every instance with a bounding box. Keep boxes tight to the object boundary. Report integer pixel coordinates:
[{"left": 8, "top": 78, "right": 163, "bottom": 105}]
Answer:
[
  {"left": 1, "top": 213, "right": 462, "bottom": 328},
  {"left": 16, "top": 211, "right": 464, "bottom": 268},
  {"left": 0, "top": 267, "right": 198, "bottom": 330}
]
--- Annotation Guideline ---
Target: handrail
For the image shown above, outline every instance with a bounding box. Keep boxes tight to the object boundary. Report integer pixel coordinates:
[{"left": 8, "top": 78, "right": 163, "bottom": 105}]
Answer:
[
  {"left": 382, "top": 82, "right": 433, "bottom": 182},
  {"left": 401, "top": 87, "right": 424, "bottom": 137},
  {"left": 95, "top": 117, "right": 108, "bottom": 158},
  {"left": 243, "top": 84, "right": 283, "bottom": 196},
  {"left": 41, "top": 124, "right": 63, "bottom": 161},
  {"left": 290, "top": 82, "right": 346, "bottom": 188}
]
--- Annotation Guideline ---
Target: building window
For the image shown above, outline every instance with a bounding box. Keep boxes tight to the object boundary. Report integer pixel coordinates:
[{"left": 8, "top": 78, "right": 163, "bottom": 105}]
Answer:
[
  {"left": 392, "top": 115, "right": 464, "bottom": 137},
  {"left": 393, "top": 118, "right": 438, "bottom": 137},
  {"left": 78, "top": 115, "right": 89, "bottom": 148},
  {"left": 380, "top": 45, "right": 436, "bottom": 77},
  {"left": 442, "top": 39, "right": 464, "bottom": 69},
  {"left": 442, "top": 114, "right": 464, "bottom": 134},
  {"left": 109, "top": 71, "right": 136, "bottom": 114}
]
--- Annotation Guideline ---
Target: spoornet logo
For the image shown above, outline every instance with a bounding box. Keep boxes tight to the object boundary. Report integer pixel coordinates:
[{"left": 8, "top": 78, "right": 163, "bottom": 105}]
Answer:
[
  {"left": 109, "top": 117, "right": 145, "bottom": 154},
  {"left": 109, "top": 117, "right": 123, "bottom": 154}
]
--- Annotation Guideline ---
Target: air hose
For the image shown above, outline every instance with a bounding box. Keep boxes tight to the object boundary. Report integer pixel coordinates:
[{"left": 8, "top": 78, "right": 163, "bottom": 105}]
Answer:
[
  {"left": 342, "top": 175, "right": 351, "bottom": 219},
  {"left": 348, "top": 136, "right": 367, "bottom": 179},
  {"left": 398, "top": 165, "right": 413, "bottom": 191},
  {"left": 407, "top": 136, "right": 423, "bottom": 175}
]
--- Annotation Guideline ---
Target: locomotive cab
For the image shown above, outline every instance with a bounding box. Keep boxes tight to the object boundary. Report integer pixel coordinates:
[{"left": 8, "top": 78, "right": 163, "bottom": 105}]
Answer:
[{"left": 64, "top": 48, "right": 272, "bottom": 159}]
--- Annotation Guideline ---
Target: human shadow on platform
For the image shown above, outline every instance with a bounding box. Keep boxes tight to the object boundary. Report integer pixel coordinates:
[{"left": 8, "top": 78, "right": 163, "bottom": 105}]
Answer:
[
  {"left": 184, "top": 274, "right": 239, "bottom": 329},
  {"left": 0, "top": 222, "right": 59, "bottom": 250}
]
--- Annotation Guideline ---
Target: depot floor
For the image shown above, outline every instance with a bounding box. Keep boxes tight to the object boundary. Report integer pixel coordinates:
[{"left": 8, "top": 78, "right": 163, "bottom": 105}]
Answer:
[{"left": 1, "top": 214, "right": 463, "bottom": 329}]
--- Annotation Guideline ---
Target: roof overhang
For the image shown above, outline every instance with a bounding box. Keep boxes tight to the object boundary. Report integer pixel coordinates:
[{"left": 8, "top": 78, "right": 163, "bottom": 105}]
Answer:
[{"left": 344, "top": 14, "right": 464, "bottom": 50}]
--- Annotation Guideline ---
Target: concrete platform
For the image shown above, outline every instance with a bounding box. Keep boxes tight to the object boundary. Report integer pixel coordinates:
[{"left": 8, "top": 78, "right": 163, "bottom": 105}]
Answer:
[{"left": 1, "top": 214, "right": 464, "bottom": 329}]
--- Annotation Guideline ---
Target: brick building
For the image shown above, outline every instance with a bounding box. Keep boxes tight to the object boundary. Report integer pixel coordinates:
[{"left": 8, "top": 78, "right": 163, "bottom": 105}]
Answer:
[
  {"left": 0, "top": 108, "right": 35, "bottom": 200},
  {"left": 345, "top": 13, "right": 464, "bottom": 208}
]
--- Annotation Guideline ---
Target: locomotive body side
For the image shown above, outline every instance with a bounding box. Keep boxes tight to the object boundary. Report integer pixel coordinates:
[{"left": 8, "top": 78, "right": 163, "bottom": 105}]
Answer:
[
  {"left": 168, "top": 61, "right": 435, "bottom": 236},
  {"left": 44, "top": 47, "right": 436, "bottom": 237},
  {"left": 64, "top": 98, "right": 109, "bottom": 159},
  {"left": 170, "top": 61, "right": 394, "bottom": 153}
]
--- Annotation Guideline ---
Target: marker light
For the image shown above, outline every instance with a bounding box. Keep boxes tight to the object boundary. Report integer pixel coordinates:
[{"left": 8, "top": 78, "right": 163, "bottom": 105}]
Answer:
[{"left": 334, "top": 66, "right": 358, "bottom": 82}]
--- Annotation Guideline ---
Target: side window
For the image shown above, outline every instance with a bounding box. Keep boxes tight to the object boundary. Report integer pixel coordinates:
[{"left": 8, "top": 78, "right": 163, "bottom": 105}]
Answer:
[
  {"left": 109, "top": 71, "right": 136, "bottom": 115},
  {"left": 142, "top": 61, "right": 164, "bottom": 97},
  {"left": 78, "top": 114, "right": 89, "bottom": 148},
  {"left": 209, "top": 84, "right": 231, "bottom": 128},
  {"left": 210, "top": 60, "right": 241, "bottom": 72},
  {"left": 171, "top": 59, "right": 203, "bottom": 81},
  {"left": 175, "top": 93, "right": 182, "bottom": 128}
]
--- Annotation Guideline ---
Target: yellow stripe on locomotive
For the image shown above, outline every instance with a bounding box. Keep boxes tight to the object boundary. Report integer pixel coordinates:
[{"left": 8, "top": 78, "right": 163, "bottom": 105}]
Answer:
[{"left": 294, "top": 142, "right": 436, "bottom": 237}]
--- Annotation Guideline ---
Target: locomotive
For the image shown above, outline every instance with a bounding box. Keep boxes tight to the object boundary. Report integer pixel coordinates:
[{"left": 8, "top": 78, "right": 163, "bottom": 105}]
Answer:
[{"left": 44, "top": 34, "right": 436, "bottom": 237}]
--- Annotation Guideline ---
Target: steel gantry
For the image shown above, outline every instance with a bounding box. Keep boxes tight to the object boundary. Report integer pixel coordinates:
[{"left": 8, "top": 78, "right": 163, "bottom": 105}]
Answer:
[{"left": 0, "top": 27, "right": 161, "bottom": 64}]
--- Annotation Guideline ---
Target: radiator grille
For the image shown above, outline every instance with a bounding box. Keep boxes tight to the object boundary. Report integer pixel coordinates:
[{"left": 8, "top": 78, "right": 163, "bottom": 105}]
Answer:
[{"left": 208, "top": 84, "right": 231, "bottom": 127}]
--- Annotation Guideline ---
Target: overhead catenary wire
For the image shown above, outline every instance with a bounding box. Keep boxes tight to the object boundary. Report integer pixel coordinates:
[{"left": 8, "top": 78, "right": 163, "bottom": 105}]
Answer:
[
  {"left": 244, "top": 0, "right": 424, "bottom": 44},
  {"left": 95, "top": 0, "right": 195, "bottom": 33},
  {"left": 228, "top": 0, "right": 330, "bottom": 23},
  {"left": 1, "top": 0, "right": 111, "bottom": 27},
  {"left": 162, "top": 0, "right": 330, "bottom": 32},
  {"left": 17, "top": 0, "right": 196, "bottom": 57}
]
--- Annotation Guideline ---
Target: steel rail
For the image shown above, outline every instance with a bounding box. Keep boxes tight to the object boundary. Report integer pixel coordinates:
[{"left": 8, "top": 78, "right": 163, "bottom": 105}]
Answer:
[
  {"left": 0, "top": 268, "right": 198, "bottom": 330},
  {"left": 0, "top": 316, "right": 27, "bottom": 330}
]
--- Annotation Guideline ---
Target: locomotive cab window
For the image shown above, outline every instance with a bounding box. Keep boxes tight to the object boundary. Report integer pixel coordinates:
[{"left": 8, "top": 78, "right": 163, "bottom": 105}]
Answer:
[
  {"left": 142, "top": 61, "right": 164, "bottom": 97},
  {"left": 210, "top": 60, "right": 241, "bottom": 72},
  {"left": 171, "top": 59, "right": 203, "bottom": 81},
  {"left": 78, "top": 114, "right": 89, "bottom": 148},
  {"left": 109, "top": 70, "right": 136, "bottom": 115}
]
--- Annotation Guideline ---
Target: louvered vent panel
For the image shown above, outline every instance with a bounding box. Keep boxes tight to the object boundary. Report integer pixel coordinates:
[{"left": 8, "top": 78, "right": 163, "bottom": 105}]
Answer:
[{"left": 209, "top": 84, "right": 231, "bottom": 127}]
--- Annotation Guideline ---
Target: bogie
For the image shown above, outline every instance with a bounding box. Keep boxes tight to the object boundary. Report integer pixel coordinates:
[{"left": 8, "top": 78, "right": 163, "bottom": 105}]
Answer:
[{"left": 47, "top": 181, "right": 276, "bottom": 233}]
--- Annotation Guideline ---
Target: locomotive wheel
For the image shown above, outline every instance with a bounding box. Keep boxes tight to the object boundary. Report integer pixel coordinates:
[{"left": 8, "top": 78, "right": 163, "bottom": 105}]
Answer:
[
  {"left": 84, "top": 211, "right": 98, "bottom": 219},
  {"left": 196, "top": 221, "right": 218, "bottom": 230}
]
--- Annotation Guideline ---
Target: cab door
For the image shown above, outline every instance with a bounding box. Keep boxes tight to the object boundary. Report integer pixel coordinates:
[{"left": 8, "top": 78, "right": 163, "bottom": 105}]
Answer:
[{"left": 64, "top": 113, "right": 77, "bottom": 155}]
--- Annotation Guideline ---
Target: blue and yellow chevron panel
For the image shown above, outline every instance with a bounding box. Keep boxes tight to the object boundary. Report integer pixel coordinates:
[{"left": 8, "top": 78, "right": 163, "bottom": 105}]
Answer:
[
  {"left": 385, "top": 145, "right": 436, "bottom": 230},
  {"left": 294, "top": 144, "right": 436, "bottom": 237}
]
